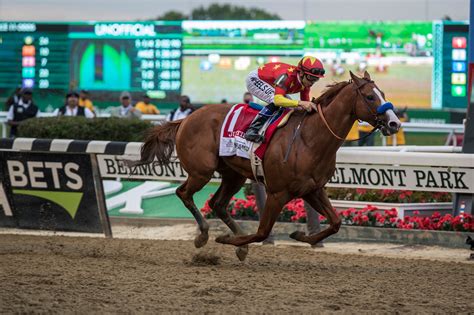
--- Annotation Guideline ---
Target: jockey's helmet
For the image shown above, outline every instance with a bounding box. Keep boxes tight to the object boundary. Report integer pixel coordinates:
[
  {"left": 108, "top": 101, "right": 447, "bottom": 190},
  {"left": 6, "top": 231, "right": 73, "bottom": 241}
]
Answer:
[{"left": 297, "top": 56, "right": 325, "bottom": 78}]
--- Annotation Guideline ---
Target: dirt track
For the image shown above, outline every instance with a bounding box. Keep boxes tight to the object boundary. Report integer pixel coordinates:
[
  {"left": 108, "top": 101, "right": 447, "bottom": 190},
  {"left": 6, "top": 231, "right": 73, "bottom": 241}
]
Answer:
[{"left": 0, "top": 234, "right": 473, "bottom": 313}]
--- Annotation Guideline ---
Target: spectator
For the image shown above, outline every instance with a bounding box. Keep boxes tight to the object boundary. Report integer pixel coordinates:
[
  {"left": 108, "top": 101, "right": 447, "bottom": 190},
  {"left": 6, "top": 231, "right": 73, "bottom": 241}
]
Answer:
[
  {"left": 166, "top": 95, "right": 194, "bottom": 121},
  {"left": 110, "top": 91, "right": 142, "bottom": 119},
  {"left": 243, "top": 92, "right": 253, "bottom": 104},
  {"left": 78, "top": 90, "right": 96, "bottom": 114},
  {"left": 135, "top": 93, "right": 160, "bottom": 114},
  {"left": 251, "top": 184, "right": 323, "bottom": 247},
  {"left": 246, "top": 91, "right": 273, "bottom": 242},
  {"left": 7, "top": 88, "right": 39, "bottom": 137},
  {"left": 447, "top": 118, "right": 465, "bottom": 146},
  {"left": 251, "top": 181, "right": 273, "bottom": 243},
  {"left": 305, "top": 201, "right": 324, "bottom": 248},
  {"left": 344, "top": 121, "right": 359, "bottom": 146},
  {"left": 358, "top": 121, "right": 376, "bottom": 146},
  {"left": 5, "top": 86, "right": 22, "bottom": 111},
  {"left": 54, "top": 91, "right": 94, "bottom": 118},
  {"left": 221, "top": 98, "right": 228, "bottom": 104}
]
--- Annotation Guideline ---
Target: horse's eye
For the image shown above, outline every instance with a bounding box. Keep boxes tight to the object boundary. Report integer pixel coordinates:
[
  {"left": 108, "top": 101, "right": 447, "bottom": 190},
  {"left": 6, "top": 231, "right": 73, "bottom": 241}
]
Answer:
[{"left": 366, "top": 95, "right": 375, "bottom": 101}]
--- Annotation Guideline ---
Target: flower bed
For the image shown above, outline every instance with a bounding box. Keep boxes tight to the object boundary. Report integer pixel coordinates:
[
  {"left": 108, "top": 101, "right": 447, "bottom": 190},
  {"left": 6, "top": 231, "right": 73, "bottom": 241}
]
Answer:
[
  {"left": 200, "top": 192, "right": 473, "bottom": 232},
  {"left": 326, "top": 188, "right": 452, "bottom": 203}
]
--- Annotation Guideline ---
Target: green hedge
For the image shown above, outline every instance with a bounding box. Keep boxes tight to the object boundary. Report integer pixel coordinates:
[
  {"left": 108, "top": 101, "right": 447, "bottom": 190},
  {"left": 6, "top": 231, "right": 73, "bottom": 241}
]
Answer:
[{"left": 17, "top": 117, "right": 153, "bottom": 142}]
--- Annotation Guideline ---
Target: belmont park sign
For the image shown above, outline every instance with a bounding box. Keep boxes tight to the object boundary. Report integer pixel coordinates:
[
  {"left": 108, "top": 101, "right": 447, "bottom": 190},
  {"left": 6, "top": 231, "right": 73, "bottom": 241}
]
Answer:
[
  {"left": 330, "top": 165, "right": 469, "bottom": 191},
  {"left": 97, "top": 154, "right": 474, "bottom": 193}
]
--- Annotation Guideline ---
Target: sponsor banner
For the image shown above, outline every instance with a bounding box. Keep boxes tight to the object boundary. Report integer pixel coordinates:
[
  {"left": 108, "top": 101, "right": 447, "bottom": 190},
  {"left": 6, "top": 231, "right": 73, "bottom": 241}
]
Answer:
[
  {"left": 97, "top": 155, "right": 222, "bottom": 182},
  {"left": 0, "top": 151, "right": 111, "bottom": 234},
  {"left": 97, "top": 155, "right": 474, "bottom": 193},
  {"left": 328, "top": 164, "right": 473, "bottom": 193},
  {"left": 0, "top": 163, "right": 16, "bottom": 228}
]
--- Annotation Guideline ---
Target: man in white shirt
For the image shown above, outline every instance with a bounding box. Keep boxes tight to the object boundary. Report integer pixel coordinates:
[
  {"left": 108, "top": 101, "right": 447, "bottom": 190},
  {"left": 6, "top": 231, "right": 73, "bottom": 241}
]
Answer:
[
  {"left": 7, "top": 88, "right": 39, "bottom": 137},
  {"left": 166, "top": 95, "right": 195, "bottom": 121},
  {"left": 54, "top": 91, "right": 95, "bottom": 118}
]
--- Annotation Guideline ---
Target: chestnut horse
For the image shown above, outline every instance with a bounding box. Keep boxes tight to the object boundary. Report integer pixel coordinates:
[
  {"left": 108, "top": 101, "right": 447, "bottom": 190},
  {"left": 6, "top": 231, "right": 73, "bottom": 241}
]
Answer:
[{"left": 137, "top": 71, "right": 401, "bottom": 261}]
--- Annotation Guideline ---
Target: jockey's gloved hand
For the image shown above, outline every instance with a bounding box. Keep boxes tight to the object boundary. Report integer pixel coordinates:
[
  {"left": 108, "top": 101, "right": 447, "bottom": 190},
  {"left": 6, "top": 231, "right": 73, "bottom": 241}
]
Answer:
[{"left": 298, "top": 101, "right": 317, "bottom": 112}]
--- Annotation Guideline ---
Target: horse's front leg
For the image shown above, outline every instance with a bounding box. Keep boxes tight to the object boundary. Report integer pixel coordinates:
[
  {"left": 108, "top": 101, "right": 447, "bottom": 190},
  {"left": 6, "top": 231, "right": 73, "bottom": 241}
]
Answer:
[
  {"left": 290, "top": 188, "right": 341, "bottom": 245},
  {"left": 215, "top": 192, "right": 289, "bottom": 247}
]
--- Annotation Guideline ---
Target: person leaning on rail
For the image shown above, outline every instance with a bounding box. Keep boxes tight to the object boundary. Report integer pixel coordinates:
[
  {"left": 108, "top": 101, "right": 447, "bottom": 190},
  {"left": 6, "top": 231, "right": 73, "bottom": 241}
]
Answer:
[
  {"left": 6, "top": 87, "right": 39, "bottom": 138},
  {"left": 54, "top": 90, "right": 95, "bottom": 118}
]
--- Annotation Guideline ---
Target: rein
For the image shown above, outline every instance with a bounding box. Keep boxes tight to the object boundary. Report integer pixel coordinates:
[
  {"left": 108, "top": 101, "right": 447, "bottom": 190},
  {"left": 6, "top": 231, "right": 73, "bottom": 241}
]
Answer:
[
  {"left": 316, "top": 103, "right": 379, "bottom": 142},
  {"left": 316, "top": 79, "right": 385, "bottom": 142},
  {"left": 282, "top": 78, "right": 393, "bottom": 162},
  {"left": 283, "top": 111, "right": 307, "bottom": 163}
]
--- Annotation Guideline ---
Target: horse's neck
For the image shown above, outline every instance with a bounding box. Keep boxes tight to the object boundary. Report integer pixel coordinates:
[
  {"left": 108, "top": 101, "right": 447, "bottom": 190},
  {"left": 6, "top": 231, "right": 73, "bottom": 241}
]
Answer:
[{"left": 304, "top": 84, "right": 356, "bottom": 152}]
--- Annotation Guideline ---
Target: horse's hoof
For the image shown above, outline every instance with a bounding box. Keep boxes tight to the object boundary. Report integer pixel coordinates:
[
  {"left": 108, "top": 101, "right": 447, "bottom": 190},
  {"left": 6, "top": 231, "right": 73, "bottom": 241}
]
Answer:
[
  {"left": 235, "top": 246, "right": 248, "bottom": 261},
  {"left": 289, "top": 231, "right": 306, "bottom": 242},
  {"left": 194, "top": 232, "right": 209, "bottom": 248},
  {"left": 215, "top": 233, "right": 231, "bottom": 244}
]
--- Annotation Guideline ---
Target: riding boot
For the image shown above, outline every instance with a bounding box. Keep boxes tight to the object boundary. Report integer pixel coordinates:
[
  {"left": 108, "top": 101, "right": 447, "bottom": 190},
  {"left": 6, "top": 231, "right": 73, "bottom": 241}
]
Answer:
[{"left": 245, "top": 103, "right": 277, "bottom": 143}]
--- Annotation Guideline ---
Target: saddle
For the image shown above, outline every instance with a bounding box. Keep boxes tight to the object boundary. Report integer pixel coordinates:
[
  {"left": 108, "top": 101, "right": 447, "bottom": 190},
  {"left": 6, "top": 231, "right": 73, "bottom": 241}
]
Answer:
[{"left": 219, "top": 103, "right": 294, "bottom": 183}]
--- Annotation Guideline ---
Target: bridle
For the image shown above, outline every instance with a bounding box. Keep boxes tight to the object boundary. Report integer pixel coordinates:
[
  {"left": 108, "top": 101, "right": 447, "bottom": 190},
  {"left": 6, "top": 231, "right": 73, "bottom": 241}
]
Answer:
[
  {"left": 283, "top": 78, "right": 395, "bottom": 163},
  {"left": 316, "top": 79, "right": 393, "bottom": 142}
]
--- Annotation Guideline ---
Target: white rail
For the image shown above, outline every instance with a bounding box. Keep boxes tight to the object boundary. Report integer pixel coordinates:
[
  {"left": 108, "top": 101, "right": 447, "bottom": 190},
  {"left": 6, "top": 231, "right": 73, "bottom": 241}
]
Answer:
[
  {"left": 341, "top": 145, "right": 462, "bottom": 153},
  {"left": 336, "top": 150, "right": 474, "bottom": 168},
  {"left": 0, "top": 111, "right": 465, "bottom": 145}
]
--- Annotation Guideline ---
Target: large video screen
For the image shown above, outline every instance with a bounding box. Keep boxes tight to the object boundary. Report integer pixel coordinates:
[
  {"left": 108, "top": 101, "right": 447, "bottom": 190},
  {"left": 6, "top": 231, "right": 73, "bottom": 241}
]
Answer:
[
  {"left": 183, "top": 55, "right": 300, "bottom": 103},
  {"left": 182, "top": 20, "right": 305, "bottom": 52},
  {"left": 305, "top": 21, "right": 434, "bottom": 108},
  {"left": 0, "top": 20, "right": 467, "bottom": 111},
  {"left": 182, "top": 21, "right": 434, "bottom": 108}
]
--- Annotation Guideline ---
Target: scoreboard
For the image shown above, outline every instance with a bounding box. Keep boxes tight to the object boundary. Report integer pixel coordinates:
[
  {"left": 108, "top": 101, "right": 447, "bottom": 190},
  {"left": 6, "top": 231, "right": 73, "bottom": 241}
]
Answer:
[
  {"left": 0, "top": 21, "right": 182, "bottom": 106},
  {"left": 68, "top": 22, "right": 182, "bottom": 97},
  {"left": 0, "top": 22, "right": 69, "bottom": 90},
  {"left": 432, "top": 21, "right": 469, "bottom": 109}
]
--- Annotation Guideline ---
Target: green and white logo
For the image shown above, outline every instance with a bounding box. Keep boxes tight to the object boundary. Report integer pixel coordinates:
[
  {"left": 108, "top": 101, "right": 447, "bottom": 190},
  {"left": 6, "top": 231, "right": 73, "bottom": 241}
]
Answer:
[{"left": 7, "top": 160, "right": 84, "bottom": 219}]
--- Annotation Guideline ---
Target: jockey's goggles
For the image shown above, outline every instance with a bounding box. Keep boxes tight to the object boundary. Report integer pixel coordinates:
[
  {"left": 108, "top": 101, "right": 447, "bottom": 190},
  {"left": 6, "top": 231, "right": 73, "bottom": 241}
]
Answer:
[
  {"left": 306, "top": 75, "right": 320, "bottom": 82},
  {"left": 300, "top": 67, "right": 325, "bottom": 78}
]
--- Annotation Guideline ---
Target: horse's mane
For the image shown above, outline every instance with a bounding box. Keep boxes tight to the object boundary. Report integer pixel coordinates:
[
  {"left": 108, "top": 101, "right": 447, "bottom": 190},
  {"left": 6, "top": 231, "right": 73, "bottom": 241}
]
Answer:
[{"left": 314, "top": 81, "right": 352, "bottom": 107}]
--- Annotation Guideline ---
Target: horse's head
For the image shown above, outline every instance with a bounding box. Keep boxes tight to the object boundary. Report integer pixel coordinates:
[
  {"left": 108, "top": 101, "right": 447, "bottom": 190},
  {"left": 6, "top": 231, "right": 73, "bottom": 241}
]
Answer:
[{"left": 349, "top": 71, "right": 401, "bottom": 136}]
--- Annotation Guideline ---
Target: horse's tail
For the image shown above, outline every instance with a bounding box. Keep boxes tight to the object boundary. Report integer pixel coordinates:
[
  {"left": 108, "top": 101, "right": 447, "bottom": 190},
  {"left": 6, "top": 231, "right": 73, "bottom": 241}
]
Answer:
[{"left": 135, "top": 120, "right": 183, "bottom": 166}]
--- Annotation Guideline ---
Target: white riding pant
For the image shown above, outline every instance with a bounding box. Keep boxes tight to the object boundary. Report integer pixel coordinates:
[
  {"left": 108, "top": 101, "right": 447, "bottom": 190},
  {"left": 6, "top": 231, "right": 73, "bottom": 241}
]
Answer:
[{"left": 246, "top": 70, "right": 275, "bottom": 104}]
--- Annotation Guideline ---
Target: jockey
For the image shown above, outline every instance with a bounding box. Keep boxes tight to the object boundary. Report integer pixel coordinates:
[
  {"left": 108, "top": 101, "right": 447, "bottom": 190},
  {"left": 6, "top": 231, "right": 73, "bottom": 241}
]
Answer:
[{"left": 244, "top": 56, "right": 325, "bottom": 143}]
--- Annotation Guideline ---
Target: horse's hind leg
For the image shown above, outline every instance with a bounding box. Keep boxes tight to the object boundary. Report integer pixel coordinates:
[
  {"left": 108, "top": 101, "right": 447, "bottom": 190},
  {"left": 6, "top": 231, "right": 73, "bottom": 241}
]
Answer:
[
  {"left": 208, "top": 171, "right": 248, "bottom": 261},
  {"left": 215, "top": 192, "right": 290, "bottom": 247},
  {"left": 290, "top": 189, "right": 342, "bottom": 245},
  {"left": 176, "top": 175, "right": 212, "bottom": 248}
]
